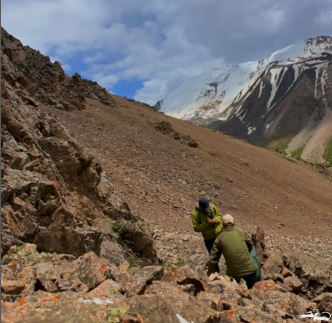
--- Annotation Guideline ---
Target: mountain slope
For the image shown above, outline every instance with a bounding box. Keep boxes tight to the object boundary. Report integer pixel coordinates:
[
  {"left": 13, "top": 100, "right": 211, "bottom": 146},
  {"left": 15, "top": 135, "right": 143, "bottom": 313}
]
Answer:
[
  {"left": 2, "top": 26, "right": 332, "bottom": 265},
  {"left": 156, "top": 37, "right": 332, "bottom": 166}
]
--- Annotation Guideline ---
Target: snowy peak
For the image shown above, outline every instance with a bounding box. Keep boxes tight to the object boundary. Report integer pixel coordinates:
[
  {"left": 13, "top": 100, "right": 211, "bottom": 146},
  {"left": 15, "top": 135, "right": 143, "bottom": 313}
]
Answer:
[
  {"left": 265, "top": 36, "right": 332, "bottom": 64},
  {"left": 155, "top": 36, "right": 332, "bottom": 166},
  {"left": 156, "top": 37, "right": 332, "bottom": 121}
]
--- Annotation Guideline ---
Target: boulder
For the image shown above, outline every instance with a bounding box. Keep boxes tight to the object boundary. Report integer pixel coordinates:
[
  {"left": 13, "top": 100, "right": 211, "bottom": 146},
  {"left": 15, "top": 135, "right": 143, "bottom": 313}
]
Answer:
[
  {"left": 251, "top": 279, "right": 277, "bottom": 293},
  {"left": 114, "top": 266, "right": 164, "bottom": 297},
  {"left": 1, "top": 280, "right": 26, "bottom": 296},
  {"left": 314, "top": 293, "right": 332, "bottom": 313},
  {"left": 72, "top": 252, "right": 115, "bottom": 290},
  {"left": 282, "top": 254, "right": 306, "bottom": 277},
  {"left": 161, "top": 265, "right": 206, "bottom": 295},
  {"left": 284, "top": 275, "right": 303, "bottom": 293},
  {"left": 197, "top": 291, "right": 224, "bottom": 311},
  {"left": 262, "top": 253, "right": 284, "bottom": 276},
  {"left": 88, "top": 279, "right": 125, "bottom": 301}
]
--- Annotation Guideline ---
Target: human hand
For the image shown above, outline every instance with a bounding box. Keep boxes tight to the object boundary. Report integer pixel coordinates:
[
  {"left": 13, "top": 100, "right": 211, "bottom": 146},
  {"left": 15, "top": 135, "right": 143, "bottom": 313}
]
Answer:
[{"left": 207, "top": 219, "right": 216, "bottom": 224}]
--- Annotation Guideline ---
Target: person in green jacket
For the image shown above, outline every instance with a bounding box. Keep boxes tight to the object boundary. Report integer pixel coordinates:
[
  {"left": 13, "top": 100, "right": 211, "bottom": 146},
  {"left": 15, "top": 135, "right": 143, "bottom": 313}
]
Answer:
[
  {"left": 207, "top": 214, "right": 260, "bottom": 289},
  {"left": 191, "top": 197, "right": 223, "bottom": 255}
]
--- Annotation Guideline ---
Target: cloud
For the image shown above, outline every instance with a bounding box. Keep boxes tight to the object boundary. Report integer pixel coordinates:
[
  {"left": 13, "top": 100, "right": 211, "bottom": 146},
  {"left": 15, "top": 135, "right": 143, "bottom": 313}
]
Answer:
[{"left": 2, "top": 0, "right": 332, "bottom": 104}]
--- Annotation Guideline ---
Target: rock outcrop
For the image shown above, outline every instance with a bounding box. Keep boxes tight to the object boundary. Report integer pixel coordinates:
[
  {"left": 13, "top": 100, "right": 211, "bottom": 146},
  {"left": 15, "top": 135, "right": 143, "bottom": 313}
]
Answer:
[
  {"left": 1, "top": 27, "right": 158, "bottom": 268},
  {"left": 1, "top": 27, "right": 116, "bottom": 110}
]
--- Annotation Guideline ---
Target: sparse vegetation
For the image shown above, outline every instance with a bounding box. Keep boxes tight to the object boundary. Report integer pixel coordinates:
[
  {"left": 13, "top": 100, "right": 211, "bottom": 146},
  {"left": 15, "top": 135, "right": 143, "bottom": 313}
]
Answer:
[
  {"left": 257, "top": 136, "right": 293, "bottom": 155},
  {"left": 112, "top": 223, "right": 130, "bottom": 236},
  {"left": 323, "top": 139, "right": 332, "bottom": 167},
  {"left": 291, "top": 145, "right": 305, "bottom": 158}
]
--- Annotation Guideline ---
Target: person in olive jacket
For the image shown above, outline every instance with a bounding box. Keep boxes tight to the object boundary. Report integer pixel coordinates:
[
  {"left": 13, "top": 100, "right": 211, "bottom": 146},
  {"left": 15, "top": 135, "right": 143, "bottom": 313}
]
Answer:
[
  {"left": 207, "top": 214, "right": 260, "bottom": 289},
  {"left": 191, "top": 197, "right": 223, "bottom": 255}
]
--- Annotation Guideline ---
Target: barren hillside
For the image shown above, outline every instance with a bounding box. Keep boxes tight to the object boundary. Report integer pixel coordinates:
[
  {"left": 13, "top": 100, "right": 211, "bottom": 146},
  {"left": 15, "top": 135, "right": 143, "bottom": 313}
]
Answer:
[
  {"left": 2, "top": 25, "right": 332, "bottom": 266},
  {"left": 42, "top": 95, "right": 332, "bottom": 263}
]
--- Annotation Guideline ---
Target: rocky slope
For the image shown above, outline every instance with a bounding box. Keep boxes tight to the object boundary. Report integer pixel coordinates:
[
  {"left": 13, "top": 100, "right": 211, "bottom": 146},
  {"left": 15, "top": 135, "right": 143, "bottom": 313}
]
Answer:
[
  {"left": 1, "top": 27, "right": 159, "bottom": 267},
  {"left": 1, "top": 27, "right": 151, "bottom": 111},
  {"left": 1, "top": 241, "right": 332, "bottom": 323},
  {"left": 155, "top": 37, "right": 332, "bottom": 166},
  {"left": 2, "top": 26, "right": 332, "bottom": 322}
]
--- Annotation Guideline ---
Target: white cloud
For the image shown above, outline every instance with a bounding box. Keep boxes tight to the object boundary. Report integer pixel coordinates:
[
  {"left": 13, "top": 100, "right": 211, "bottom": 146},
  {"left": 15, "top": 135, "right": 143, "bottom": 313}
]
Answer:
[
  {"left": 84, "top": 52, "right": 105, "bottom": 64},
  {"left": 2, "top": 0, "right": 332, "bottom": 104}
]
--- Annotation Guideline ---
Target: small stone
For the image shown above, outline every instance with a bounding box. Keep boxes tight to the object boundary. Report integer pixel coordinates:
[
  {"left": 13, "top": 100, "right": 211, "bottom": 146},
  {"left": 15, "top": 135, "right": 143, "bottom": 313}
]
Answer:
[
  {"left": 119, "top": 261, "right": 130, "bottom": 273},
  {"left": 284, "top": 276, "right": 303, "bottom": 293},
  {"left": 281, "top": 267, "right": 293, "bottom": 278}
]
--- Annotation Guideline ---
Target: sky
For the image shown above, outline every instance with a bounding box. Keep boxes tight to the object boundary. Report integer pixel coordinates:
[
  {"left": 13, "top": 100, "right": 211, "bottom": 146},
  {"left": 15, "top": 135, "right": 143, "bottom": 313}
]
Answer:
[{"left": 2, "top": 0, "right": 332, "bottom": 105}]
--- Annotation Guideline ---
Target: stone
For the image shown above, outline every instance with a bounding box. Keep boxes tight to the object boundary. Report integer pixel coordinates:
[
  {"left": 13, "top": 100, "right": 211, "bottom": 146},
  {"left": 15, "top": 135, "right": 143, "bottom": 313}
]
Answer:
[
  {"left": 284, "top": 275, "right": 303, "bottom": 293},
  {"left": 119, "top": 260, "right": 130, "bottom": 273},
  {"left": 251, "top": 279, "right": 276, "bottom": 293},
  {"left": 316, "top": 293, "right": 332, "bottom": 313},
  {"left": 114, "top": 266, "right": 164, "bottom": 297},
  {"left": 1, "top": 280, "right": 26, "bottom": 295},
  {"left": 255, "top": 225, "right": 265, "bottom": 265},
  {"left": 282, "top": 254, "right": 305, "bottom": 277},
  {"left": 161, "top": 265, "right": 206, "bottom": 295},
  {"left": 262, "top": 253, "right": 284, "bottom": 276},
  {"left": 20, "top": 243, "right": 38, "bottom": 255},
  {"left": 88, "top": 279, "right": 125, "bottom": 301},
  {"left": 273, "top": 274, "right": 284, "bottom": 284},
  {"left": 72, "top": 252, "right": 114, "bottom": 290},
  {"left": 281, "top": 267, "right": 293, "bottom": 278},
  {"left": 275, "top": 282, "right": 292, "bottom": 293},
  {"left": 56, "top": 277, "right": 89, "bottom": 293}
]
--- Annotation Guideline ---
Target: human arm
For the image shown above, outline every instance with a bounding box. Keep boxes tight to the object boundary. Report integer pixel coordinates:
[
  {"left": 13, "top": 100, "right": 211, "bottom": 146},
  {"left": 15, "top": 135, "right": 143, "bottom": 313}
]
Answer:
[
  {"left": 191, "top": 211, "right": 209, "bottom": 232},
  {"left": 239, "top": 228, "right": 253, "bottom": 251},
  {"left": 211, "top": 205, "right": 222, "bottom": 224}
]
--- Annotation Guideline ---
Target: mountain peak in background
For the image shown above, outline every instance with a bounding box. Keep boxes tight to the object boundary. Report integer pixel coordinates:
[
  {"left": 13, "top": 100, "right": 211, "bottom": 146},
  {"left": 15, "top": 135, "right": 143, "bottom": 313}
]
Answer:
[{"left": 155, "top": 36, "right": 332, "bottom": 166}]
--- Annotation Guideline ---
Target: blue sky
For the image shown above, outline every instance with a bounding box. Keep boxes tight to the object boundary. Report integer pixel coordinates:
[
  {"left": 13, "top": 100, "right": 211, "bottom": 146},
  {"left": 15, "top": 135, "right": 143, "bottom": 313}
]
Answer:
[{"left": 2, "top": 0, "right": 332, "bottom": 105}]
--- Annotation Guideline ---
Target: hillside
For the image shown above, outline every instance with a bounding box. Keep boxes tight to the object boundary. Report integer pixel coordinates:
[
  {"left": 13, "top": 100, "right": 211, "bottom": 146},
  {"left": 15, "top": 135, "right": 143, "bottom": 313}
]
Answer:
[
  {"left": 1, "top": 26, "right": 332, "bottom": 322},
  {"left": 155, "top": 37, "right": 332, "bottom": 166},
  {"left": 2, "top": 25, "right": 332, "bottom": 264}
]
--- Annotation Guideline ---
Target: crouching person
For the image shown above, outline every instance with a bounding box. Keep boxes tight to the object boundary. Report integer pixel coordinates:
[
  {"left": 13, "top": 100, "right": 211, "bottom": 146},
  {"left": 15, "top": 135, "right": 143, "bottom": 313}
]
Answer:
[{"left": 207, "top": 214, "right": 261, "bottom": 289}]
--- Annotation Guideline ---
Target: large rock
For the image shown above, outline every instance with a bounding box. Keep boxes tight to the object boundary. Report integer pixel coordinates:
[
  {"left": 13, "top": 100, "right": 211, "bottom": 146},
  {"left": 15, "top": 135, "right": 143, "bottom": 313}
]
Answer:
[
  {"left": 196, "top": 291, "right": 224, "bottom": 311},
  {"left": 114, "top": 266, "right": 164, "bottom": 297},
  {"left": 314, "top": 293, "right": 332, "bottom": 313},
  {"left": 71, "top": 252, "right": 115, "bottom": 290},
  {"left": 262, "top": 253, "right": 284, "bottom": 276},
  {"left": 88, "top": 279, "right": 125, "bottom": 301},
  {"left": 284, "top": 275, "right": 303, "bottom": 293},
  {"left": 161, "top": 265, "right": 206, "bottom": 295},
  {"left": 282, "top": 254, "right": 307, "bottom": 278}
]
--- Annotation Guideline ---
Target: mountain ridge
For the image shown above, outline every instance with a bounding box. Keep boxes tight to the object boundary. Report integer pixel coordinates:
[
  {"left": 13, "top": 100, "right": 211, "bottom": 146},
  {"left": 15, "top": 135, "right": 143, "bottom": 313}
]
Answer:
[{"left": 155, "top": 36, "right": 332, "bottom": 166}]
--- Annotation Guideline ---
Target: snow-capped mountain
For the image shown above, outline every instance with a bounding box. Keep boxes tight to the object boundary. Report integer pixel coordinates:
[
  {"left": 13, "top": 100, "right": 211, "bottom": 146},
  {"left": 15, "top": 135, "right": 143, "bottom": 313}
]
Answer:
[{"left": 155, "top": 36, "right": 332, "bottom": 165}]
